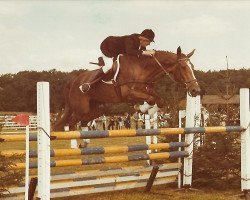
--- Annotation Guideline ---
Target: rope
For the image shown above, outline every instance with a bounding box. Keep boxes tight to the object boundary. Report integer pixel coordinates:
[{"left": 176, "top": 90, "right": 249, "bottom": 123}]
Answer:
[{"left": 37, "top": 127, "right": 51, "bottom": 139}]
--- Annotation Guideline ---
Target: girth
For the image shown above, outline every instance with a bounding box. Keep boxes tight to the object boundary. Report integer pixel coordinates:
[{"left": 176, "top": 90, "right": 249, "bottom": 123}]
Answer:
[{"left": 112, "top": 80, "right": 155, "bottom": 101}]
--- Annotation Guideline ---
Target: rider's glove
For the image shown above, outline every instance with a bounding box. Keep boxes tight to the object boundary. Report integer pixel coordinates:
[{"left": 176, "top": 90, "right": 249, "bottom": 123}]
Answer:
[{"left": 142, "top": 50, "right": 156, "bottom": 56}]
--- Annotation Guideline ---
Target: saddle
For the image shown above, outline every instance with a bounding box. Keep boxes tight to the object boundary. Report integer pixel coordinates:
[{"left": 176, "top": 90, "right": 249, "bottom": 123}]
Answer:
[{"left": 93, "top": 57, "right": 122, "bottom": 99}]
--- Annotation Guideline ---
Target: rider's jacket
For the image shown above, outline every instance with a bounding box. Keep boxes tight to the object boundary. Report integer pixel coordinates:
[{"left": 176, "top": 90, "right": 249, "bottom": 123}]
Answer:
[{"left": 100, "top": 34, "right": 146, "bottom": 58}]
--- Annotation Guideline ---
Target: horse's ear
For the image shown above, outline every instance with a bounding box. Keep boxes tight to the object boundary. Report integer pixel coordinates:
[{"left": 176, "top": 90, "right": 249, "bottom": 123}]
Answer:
[
  {"left": 187, "top": 49, "right": 196, "bottom": 58},
  {"left": 177, "top": 46, "right": 181, "bottom": 56}
]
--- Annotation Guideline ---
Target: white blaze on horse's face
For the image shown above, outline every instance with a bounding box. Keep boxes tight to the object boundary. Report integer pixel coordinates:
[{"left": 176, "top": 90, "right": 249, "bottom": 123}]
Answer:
[
  {"left": 186, "top": 60, "right": 196, "bottom": 81},
  {"left": 176, "top": 47, "right": 200, "bottom": 96},
  {"left": 181, "top": 59, "right": 201, "bottom": 97}
]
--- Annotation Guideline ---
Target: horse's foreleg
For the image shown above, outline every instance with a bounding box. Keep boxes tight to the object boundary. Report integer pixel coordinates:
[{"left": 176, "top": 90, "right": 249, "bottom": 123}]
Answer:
[
  {"left": 68, "top": 113, "right": 80, "bottom": 131},
  {"left": 127, "top": 90, "right": 156, "bottom": 105},
  {"left": 146, "top": 87, "right": 166, "bottom": 108}
]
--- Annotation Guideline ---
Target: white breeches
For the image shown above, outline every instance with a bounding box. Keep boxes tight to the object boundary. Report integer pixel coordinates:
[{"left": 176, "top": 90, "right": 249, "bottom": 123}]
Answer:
[{"left": 102, "top": 56, "right": 113, "bottom": 73}]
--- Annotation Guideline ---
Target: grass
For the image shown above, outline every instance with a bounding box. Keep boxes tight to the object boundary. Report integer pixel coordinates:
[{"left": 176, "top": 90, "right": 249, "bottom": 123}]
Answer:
[{"left": 55, "top": 186, "right": 242, "bottom": 200}]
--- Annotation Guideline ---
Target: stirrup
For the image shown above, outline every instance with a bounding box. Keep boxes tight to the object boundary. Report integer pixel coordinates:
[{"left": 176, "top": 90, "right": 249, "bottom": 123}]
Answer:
[{"left": 79, "top": 83, "right": 90, "bottom": 93}]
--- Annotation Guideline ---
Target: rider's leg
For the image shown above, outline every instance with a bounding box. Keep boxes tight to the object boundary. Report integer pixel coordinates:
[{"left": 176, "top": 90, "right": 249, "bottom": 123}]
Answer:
[
  {"left": 89, "top": 56, "right": 113, "bottom": 79},
  {"left": 79, "top": 57, "right": 113, "bottom": 93},
  {"left": 102, "top": 56, "right": 113, "bottom": 73},
  {"left": 89, "top": 56, "right": 113, "bottom": 80}
]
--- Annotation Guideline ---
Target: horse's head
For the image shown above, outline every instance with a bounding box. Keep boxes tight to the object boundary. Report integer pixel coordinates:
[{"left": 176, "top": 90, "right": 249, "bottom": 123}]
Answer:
[
  {"left": 154, "top": 47, "right": 201, "bottom": 97},
  {"left": 174, "top": 47, "right": 201, "bottom": 96}
]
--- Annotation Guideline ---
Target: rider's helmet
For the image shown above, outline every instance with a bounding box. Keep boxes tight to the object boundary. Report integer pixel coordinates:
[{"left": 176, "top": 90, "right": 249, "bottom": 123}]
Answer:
[{"left": 140, "top": 29, "right": 155, "bottom": 42}]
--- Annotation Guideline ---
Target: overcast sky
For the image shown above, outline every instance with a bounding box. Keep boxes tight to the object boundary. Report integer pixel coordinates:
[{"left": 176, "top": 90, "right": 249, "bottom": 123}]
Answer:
[{"left": 0, "top": 0, "right": 250, "bottom": 75}]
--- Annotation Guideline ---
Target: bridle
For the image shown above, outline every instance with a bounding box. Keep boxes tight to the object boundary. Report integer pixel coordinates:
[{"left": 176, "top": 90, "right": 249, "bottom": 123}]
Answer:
[{"left": 152, "top": 55, "right": 197, "bottom": 89}]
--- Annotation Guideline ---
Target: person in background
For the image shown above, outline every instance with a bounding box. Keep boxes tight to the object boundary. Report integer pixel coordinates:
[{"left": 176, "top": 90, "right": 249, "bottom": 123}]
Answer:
[
  {"left": 124, "top": 112, "right": 131, "bottom": 129},
  {"left": 118, "top": 116, "right": 123, "bottom": 130},
  {"left": 132, "top": 111, "right": 140, "bottom": 129},
  {"left": 108, "top": 116, "right": 115, "bottom": 130}
]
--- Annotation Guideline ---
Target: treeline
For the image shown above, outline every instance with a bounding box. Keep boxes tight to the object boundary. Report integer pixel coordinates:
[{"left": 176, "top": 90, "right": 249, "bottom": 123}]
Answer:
[{"left": 0, "top": 68, "right": 249, "bottom": 114}]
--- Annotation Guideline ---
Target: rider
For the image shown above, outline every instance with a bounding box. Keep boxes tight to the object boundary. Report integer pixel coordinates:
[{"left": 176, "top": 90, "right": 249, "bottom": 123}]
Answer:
[{"left": 80, "top": 29, "right": 156, "bottom": 92}]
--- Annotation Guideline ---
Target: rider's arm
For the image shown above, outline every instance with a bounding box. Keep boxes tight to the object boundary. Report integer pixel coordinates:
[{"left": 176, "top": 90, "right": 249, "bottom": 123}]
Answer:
[{"left": 124, "top": 37, "right": 143, "bottom": 56}]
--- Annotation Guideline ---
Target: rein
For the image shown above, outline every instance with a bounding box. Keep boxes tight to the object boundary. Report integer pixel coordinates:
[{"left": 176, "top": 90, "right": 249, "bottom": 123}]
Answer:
[
  {"left": 152, "top": 55, "right": 177, "bottom": 83},
  {"left": 152, "top": 55, "right": 197, "bottom": 86}
]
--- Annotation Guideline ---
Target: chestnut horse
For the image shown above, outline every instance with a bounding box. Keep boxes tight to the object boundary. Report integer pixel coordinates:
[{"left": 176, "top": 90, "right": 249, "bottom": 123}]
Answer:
[{"left": 53, "top": 47, "right": 200, "bottom": 131}]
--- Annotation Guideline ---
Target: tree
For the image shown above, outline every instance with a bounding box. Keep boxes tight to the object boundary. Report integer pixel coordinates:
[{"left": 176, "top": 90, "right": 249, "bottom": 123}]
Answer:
[{"left": 0, "top": 155, "right": 24, "bottom": 198}]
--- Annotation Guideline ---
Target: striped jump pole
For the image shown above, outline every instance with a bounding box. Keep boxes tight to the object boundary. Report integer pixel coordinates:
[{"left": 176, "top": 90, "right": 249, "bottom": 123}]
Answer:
[
  {"left": 14, "top": 151, "right": 189, "bottom": 169},
  {"left": 0, "top": 126, "right": 245, "bottom": 142},
  {"left": 0, "top": 142, "right": 188, "bottom": 158}
]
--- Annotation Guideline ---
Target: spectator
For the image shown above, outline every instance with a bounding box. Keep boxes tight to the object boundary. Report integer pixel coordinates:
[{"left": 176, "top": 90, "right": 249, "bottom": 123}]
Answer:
[
  {"left": 87, "top": 119, "right": 97, "bottom": 130},
  {"left": 124, "top": 112, "right": 131, "bottom": 129},
  {"left": 113, "top": 115, "right": 119, "bottom": 130},
  {"left": 108, "top": 116, "right": 115, "bottom": 130},
  {"left": 101, "top": 114, "right": 107, "bottom": 130},
  {"left": 117, "top": 116, "right": 123, "bottom": 129},
  {"left": 132, "top": 111, "right": 140, "bottom": 129}
]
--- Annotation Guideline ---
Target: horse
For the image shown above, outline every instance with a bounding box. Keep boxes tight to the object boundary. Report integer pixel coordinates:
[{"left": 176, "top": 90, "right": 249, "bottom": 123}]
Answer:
[{"left": 53, "top": 46, "right": 201, "bottom": 131}]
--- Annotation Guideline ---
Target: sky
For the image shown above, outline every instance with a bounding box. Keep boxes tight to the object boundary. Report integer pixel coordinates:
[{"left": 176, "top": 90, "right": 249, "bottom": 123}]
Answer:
[{"left": 0, "top": 0, "right": 250, "bottom": 75}]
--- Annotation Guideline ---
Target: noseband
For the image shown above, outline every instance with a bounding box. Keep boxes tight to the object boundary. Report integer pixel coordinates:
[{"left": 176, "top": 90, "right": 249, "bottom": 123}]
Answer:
[{"left": 153, "top": 55, "right": 197, "bottom": 87}]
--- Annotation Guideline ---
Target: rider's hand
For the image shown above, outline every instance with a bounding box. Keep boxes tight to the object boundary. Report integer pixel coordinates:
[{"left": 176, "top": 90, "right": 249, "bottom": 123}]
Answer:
[{"left": 142, "top": 50, "right": 156, "bottom": 56}]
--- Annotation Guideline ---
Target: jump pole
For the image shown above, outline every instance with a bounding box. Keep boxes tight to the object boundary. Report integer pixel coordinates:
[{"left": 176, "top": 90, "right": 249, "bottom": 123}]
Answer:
[{"left": 37, "top": 82, "right": 50, "bottom": 200}]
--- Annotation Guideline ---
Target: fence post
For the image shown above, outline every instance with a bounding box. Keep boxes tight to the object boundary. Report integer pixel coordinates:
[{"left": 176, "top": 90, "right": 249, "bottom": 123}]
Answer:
[
  {"left": 145, "top": 114, "right": 151, "bottom": 165},
  {"left": 178, "top": 110, "right": 186, "bottom": 189},
  {"left": 183, "top": 94, "right": 201, "bottom": 188},
  {"left": 37, "top": 82, "right": 50, "bottom": 200},
  {"left": 240, "top": 88, "right": 250, "bottom": 195}
]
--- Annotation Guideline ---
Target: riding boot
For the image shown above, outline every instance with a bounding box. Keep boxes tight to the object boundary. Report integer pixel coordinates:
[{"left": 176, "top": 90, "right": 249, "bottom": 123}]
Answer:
[
  {"left": 79, "top": 69, "right": 105, "bottom": 93},
  {"left": 98, "top": 57, "right": 105, "bottom": 66}
]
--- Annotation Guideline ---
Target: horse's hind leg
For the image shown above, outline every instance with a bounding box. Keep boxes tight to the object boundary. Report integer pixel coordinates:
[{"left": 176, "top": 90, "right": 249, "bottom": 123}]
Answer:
[
  {"left": 53, "top": 79, "right": 74, "bottom": 131},
  {"left": 53, "top": 106, "right": 72, "bottom": 131},
  {"left": 78, "top": 102, "right": 110, "bottom": 148},
  {"left": 67, "top": 95, "right": 93, "bottom": 148}
]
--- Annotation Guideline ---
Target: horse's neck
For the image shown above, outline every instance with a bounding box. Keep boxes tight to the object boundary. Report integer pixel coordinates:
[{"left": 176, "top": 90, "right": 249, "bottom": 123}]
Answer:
[
  {"left": 119, "top": 57, "right": 149, "bottom": 80},
  {"left": 118, "top": 53, "right": 175, "bottom": 82}
]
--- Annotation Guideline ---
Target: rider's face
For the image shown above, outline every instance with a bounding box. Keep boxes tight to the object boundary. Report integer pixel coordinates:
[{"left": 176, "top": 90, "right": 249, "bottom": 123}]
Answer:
[{"left": 139, "top": 37, "right": 151, "bottom": 47}]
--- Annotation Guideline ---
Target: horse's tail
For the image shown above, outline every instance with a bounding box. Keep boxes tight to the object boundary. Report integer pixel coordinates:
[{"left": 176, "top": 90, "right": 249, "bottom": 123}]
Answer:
[{"left": 53, "top": 80, "right": 73, "bottom": 131}]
